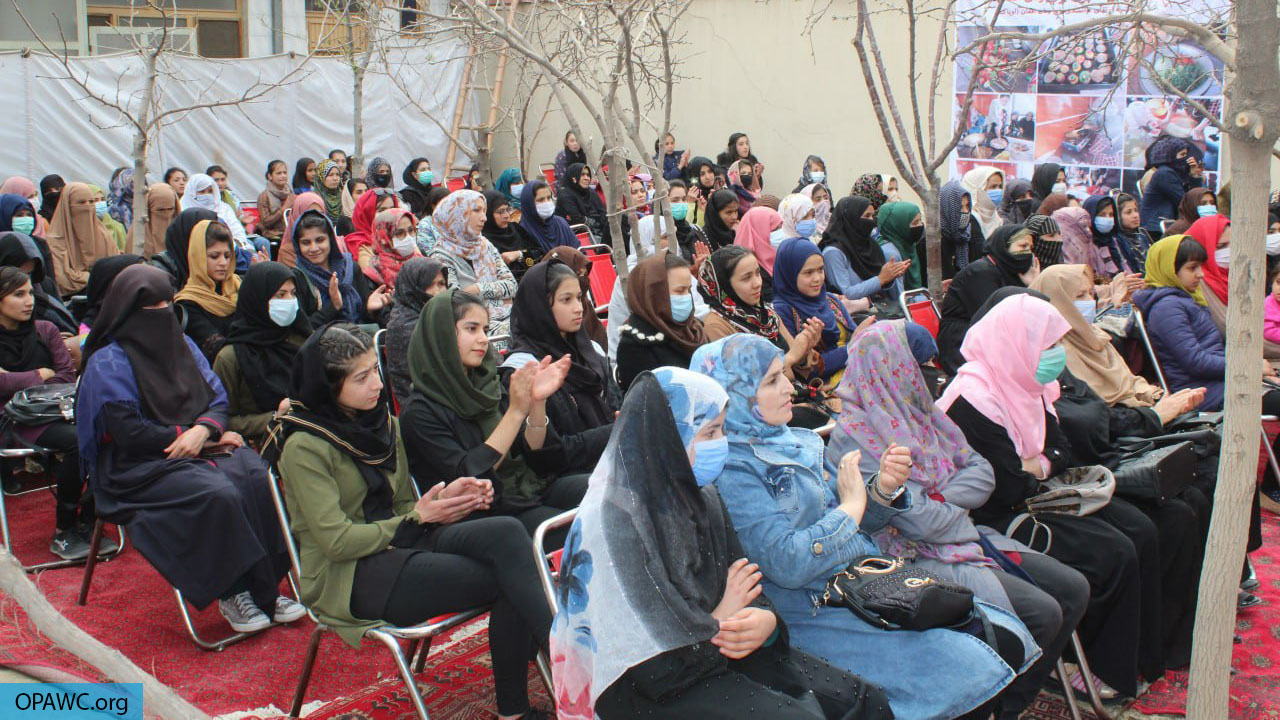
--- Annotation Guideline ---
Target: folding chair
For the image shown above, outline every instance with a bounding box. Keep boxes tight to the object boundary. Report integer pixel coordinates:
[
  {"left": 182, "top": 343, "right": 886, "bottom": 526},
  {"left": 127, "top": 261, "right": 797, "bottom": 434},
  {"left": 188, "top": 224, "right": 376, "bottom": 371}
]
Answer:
[
  {"left": 899, "top": 289, "right": 941, "bottom": 339},
  {"left": 267, "top": 465, "right": 490, "bottom": 719},
  {"left": 569, "top": 223, "right": 595, "bottom": 247},
  {"left": 372, "top": 329, "right": 399, "bottom": 415},
  {"left": 0, "top": 448, "right": 126, "bottom": 573},
  {"left": 580, "top": 244, "right": 616, "bottom": 311},
  {"left": 540, "top": 164, "right": 557, "bottom": 185},
  {"left": 446, "top": 177, "right": 466, "bottom": 192}
]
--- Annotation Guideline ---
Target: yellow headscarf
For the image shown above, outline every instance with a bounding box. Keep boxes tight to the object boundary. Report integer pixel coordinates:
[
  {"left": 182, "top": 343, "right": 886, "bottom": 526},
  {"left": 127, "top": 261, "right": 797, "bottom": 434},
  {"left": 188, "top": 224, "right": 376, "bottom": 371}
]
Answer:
[
  {"left": 1144, "top": 233, "right": 1205, "bottom": 306},
  {"left": 174, "top": 220, "right": 240, "bottom": 316}
]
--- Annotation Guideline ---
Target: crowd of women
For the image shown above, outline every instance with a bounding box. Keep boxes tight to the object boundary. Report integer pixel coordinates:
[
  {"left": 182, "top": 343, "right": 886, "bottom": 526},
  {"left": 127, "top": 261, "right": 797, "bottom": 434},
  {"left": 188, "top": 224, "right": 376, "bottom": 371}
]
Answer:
[{"left": 0, "top": 127, "right": 1269, "bottom": 719}]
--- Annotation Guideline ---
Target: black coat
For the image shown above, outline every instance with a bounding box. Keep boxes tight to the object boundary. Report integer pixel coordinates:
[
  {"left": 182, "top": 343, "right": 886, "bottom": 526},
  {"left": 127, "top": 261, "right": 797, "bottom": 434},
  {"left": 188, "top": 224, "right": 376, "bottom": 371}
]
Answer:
[{"left": 614, "top": 315, "right": 697, "bottom": 392}]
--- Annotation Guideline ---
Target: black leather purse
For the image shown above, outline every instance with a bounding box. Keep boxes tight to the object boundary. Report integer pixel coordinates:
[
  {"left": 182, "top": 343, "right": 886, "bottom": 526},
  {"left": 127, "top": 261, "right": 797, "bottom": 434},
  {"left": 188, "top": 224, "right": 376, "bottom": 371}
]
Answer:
[
  {"left": 821, "top": 555, "right": 976, "bottom": 631},
  {"left": 1111, "top": 439, "right": 1196, "bottom": 505}
]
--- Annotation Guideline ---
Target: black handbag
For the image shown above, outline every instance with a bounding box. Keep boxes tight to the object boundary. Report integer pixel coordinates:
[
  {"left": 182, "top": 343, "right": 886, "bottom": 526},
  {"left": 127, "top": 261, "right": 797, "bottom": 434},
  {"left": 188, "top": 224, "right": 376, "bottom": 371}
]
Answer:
[
  {"left": 1111, "top": 439, "right": 1196, "bottom": 504},
  {"left": 3, "top": 383, "right": 76, "bottom": 426},
  {"left": 821, "top": 555, "right": 976, "bottom": 631}
]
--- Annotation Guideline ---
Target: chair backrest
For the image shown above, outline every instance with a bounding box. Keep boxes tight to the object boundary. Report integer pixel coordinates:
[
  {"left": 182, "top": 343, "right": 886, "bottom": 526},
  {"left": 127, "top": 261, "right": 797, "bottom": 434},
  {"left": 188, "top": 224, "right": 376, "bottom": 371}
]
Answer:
[
  {"left": 569, "top": 223, "right": 595, "bottom": 247},
  {"left": 530, "top": 508, "right": 579, "bottom": 614},
  {"left": 580, "top": 244, "right": 616, "bottom": 309},
  {"left": 900, "top": 289, "right": 941, "bottom": 339},
  {"left": 540, "top": 165, "right": 557, "bottom": 185},
  {"left": 372, "top": 328, "right": 398, "bottom": 415},
  {"left": 1130, "top": 307, "right": 1170, "bottom": 395},
  {"left": 446, "top": 177, "right": 466, "bottom": 192}
]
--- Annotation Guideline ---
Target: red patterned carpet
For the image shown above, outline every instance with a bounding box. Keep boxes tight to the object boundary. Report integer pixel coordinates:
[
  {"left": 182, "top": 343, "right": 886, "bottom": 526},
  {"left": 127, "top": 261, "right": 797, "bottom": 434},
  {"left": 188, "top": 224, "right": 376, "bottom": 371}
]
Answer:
[{"left": 0, "top": 483, "right": 1276, "bottom": 718}]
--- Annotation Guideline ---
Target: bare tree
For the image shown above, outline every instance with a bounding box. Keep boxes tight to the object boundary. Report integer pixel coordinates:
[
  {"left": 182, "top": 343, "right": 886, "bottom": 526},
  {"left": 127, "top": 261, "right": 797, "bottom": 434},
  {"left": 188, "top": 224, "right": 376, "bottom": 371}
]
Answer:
[
  {"left": 958, "top": 2, "right": 1276, "bottom": 715},
  {"left": 14, "top": 0, "right": 316, "bottom": 254},
  {"left": 309, "top": 0, "right": 388, "bottom": 165}
]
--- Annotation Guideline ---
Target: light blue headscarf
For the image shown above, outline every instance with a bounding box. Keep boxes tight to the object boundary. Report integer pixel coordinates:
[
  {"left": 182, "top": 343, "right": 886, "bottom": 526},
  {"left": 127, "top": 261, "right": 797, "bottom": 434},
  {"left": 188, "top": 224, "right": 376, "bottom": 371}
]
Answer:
[
  {"left": 651, "top": 366, "right": 729, "bottom": 449},
  {"left": 691, "top": 334, "right": 799, "bottom": 449}
]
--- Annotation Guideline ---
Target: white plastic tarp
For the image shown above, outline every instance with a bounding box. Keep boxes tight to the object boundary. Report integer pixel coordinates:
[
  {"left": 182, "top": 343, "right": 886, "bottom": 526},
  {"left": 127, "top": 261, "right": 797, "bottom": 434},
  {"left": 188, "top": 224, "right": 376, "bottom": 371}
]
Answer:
[{"left": 0, "top": 41, "right": 477, "bottom": 198}]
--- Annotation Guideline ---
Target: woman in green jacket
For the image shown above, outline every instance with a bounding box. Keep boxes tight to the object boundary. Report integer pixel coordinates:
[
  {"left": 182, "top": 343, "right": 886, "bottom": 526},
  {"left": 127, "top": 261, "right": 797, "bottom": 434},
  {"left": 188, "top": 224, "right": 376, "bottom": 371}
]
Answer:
[{"left": 276, "top": 323, "right": 554, "bottom": 720}]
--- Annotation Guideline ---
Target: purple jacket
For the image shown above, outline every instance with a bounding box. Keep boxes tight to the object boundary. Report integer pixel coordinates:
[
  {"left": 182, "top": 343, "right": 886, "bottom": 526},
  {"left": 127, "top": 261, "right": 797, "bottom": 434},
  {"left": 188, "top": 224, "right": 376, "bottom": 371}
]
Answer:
[{"left": 1133, "top": 287, "right": 1225, "bottom": 410}]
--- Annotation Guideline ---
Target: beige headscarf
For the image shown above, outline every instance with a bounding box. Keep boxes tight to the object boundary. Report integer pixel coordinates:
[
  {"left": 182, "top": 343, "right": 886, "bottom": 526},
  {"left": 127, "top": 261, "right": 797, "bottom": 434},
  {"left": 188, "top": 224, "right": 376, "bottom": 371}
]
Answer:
[
  {"left": 45, "top": 181, "right": 120, "bottom": 296},
  {"left": 141, "top": 182, "right": 178, "bottom": 258},
  {"left": 961, "top": 166, "right": 1005, "bottom": 239},
  {"left": 174, "top": 220, "right": 240, "bottom": 317},
  {"left": 1030, "top": 264, "right": 1162, "bottom": 407}
]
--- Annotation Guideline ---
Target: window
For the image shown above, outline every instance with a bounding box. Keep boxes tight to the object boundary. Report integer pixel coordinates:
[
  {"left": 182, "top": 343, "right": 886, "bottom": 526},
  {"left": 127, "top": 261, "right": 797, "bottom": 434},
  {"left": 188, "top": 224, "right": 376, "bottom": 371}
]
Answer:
[
  {"left": 88, "top": 0, "right": 241, "bottom": 57},
  {"left": 0, "top": 0, "right": 87, "bottom": 54}
]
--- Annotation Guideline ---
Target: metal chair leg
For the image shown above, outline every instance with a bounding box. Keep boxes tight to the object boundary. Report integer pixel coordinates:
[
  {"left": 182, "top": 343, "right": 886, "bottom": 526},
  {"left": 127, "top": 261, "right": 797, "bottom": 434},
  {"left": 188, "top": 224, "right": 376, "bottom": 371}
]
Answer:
[
  {"left": 535, "top": 650, "right": 554, "bottom": 704},
  {"left": 412, "top": 635, "right": 435, "bottom": 674},
  {"left": 290, "top": 623, "right": 326, "bottom": 718},
  {"left": 173, "top": 588, "right": 266, "bottom": 652},
  {"left": 1070, "top": 631, "right": 1113, "bottom": 720},
  {"left": 1055, "top": 658, "right": 1083, "bottom": 720},
  {"left": 369, "top": 628, "right": 431, "bottom": 720}
]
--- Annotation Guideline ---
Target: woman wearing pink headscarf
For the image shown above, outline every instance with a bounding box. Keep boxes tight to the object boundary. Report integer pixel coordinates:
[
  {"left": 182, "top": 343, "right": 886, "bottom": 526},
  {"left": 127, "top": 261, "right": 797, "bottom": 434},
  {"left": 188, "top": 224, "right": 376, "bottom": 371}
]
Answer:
[
  {"left": 276, "top": 191, "right": 326, "bottom": 268},
  {"left": 732, "top": 205, "right": 782, "bottom": 305},
  {"left": 1051, "top": 206, "right": 1112, "bottom": 276},
  {"left": 799, "top": 183, "right": 832, "bottom": 235},
  {"left": 1, "top": 177, "right": 49, "bottom": 237}
]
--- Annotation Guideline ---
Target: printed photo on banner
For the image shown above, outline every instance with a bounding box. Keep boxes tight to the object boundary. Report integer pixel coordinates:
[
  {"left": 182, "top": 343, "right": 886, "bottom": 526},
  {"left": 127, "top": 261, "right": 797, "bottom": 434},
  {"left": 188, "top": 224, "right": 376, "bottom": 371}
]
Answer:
[
  {"left": 954, "top": 93, "right": 1036, "bottom": 163},
  {"left": 954, "top": 25, "right": 1039, "bottom": 93},
  {"left": 1124, "top": 96, "right": 1221, "bottom": 172},
  {"left": 1034, "top": 95, "right": 1124, "bottom": 167}
]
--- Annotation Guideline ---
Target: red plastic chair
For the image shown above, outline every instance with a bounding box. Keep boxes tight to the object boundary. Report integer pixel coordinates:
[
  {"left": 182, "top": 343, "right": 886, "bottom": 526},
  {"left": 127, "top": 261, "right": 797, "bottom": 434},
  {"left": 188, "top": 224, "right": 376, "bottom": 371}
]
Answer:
[
  {"left": 446, "top": 177, "right": 466, "bottom": 192},
  {"left": 900, "top": 289, "right": 941, "bottom": 339},
  {"left": 541, "top": 167, "right": 556, "bottom": 185},
  {"left": 581, "top": 243, "right": 616, "bottom": 308}
]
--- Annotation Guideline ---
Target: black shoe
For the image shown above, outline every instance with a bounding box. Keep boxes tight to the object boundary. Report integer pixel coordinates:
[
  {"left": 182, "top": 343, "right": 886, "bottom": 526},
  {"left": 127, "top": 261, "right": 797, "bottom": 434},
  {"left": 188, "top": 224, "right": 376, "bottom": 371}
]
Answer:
[
  {"left": 49, "top": 529, "right": 91, "bottom": 560},
  {"left": 1242, "top": 559, "right": 1261, "bottom": 592},
  {"left": 1239, "top": 590, "right": 1263, "bottom": 609}
]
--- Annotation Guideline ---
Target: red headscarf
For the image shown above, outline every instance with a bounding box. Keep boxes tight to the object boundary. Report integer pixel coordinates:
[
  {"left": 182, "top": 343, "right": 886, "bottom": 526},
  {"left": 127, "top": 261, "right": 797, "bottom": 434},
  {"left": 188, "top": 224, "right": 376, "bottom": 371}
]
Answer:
[
  {"left": 1185, "top": 214, "right": 1231, "bottom": 303},
  {"left": 343, "top": 187, "right": 385, "bottom": 256},
  {"left": 370, "top": 207, "right": 419, "bottom": 287}
]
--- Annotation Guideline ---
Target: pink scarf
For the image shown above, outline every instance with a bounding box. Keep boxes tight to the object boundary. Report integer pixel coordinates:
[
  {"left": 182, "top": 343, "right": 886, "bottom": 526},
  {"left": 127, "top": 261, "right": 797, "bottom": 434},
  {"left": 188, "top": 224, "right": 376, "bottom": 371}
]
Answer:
[
  {"left": 937, "top": 294, "right": 1070, "bottom": 459},
  {"left": 733, "top": 206, "right": 780, "bottom": 274}
]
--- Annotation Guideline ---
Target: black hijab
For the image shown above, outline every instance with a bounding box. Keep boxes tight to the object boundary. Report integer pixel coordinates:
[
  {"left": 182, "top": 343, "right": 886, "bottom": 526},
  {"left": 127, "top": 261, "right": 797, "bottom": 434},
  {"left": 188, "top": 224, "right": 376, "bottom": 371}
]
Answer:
[
  {"left": 83, "top": 264, "right": 216, "bottom": 425},
  {"left": 984, "top": 224, "right": 1034, "bottom": 283},
  {"left": 482, "top": 190, "right": 521, "bottom": 253},
  {"left": 282, "top": 324, "right": 398, "bottom": 520},
  {"left": 0, "top": 271, "right": 51, "bottom": 372},
  {"left": 820, "top": 195, "right": 884, "bottom": 280},
  {"left": 38, "top": 175, "right": 64, "bottom": 223},
  {"left": 1030, "top": 163, "right": 1062, "bottom": 202},
  {"left": 386, "top": 257, "right": 447, "bottom": 335},
  {"left": 399, "top": 157, "right": 433, "bottom": 217},
  {"left": 163, "top": 207, "right": 218, "bottom": 285},
  {"left": 508, "top": 261, "right": 613, "bottom": 427},
  {"left": 556, "top": 163, "right": 605, "bottom": 223},
  {"left": 225, "top": 261, "right": 312, "bottom": 413},
  {"left": 702, "top": 189, "right": 739, "bottom": 250},
  {"left": 685, "top": 156, "right": 719, "bottom": 197},
  {"left": 82, "top": 254, "right": 144, "bottom": 328},
  {"left": 0, "top": 232, "right": 78, "bottom": 334}
]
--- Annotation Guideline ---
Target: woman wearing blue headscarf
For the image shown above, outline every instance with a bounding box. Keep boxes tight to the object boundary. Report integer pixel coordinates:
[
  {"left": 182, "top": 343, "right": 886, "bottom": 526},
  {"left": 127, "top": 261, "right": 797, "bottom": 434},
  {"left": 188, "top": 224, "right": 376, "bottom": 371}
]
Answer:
[
  {"left": 771, "top": 238, "right": 858, "bottom": 389},
  {"left": 693, "top": 334, "right": 1039, "bottom": 720},
  {"left": 495, "top": 168, "right": 526, "bottom": 212},
  {"left": 516, "top": 180, "right": 579, "bottom": 253}
]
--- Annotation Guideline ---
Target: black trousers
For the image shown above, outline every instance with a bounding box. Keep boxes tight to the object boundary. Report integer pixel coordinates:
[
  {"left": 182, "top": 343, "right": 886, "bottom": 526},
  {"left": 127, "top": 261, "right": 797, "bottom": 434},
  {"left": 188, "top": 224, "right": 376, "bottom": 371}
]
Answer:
[
  {"left": 351, "top": 516, "right": 553, "bottom": 717},
  {"left": 31, "top": 421, "right": 83, "bottom": 531}
]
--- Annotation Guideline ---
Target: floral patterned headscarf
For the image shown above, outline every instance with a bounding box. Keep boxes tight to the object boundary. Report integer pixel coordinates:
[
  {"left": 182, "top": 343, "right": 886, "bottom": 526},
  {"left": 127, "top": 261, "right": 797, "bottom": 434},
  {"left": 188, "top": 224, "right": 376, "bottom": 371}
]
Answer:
[
  {"left": 692, "top": 334, "right": 800, "bottom": 450},
  {"left": 851, "top": 172, "right": 888, "bottom": 209},
  {"left": 431, "top": 189, "right": 487, "bottom": 261}
]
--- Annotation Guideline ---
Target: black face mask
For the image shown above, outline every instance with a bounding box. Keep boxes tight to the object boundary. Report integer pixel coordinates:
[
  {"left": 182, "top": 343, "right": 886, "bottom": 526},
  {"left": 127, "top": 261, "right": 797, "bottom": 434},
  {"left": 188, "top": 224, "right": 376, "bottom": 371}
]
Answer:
[
  {"left": 373, "top": 173, "right": 392, "bottom": 188},
  {"left": 1007, "top": 250, "right": 1035, "bottom": 274},
  {"left": 855, "top": 217, "right": 878, "bottom": 237},
  {"left": 908, "top": 225, "right": 925, "bottom": 244},
  {"left": 739, "top": 174, "right": 754, "bottom": 187},
  {"left": 1015, "top": 197, "right": 1038, "bottom": 212}
]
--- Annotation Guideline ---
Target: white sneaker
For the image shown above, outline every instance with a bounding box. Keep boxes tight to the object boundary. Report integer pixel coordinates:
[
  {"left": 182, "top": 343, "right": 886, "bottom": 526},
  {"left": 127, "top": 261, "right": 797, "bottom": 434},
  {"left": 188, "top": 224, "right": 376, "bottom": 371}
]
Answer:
[
  {"left": 273, "top": 595, "right": 307, "bottom": 624},
  {"left": 218, "top": 591, "right": 272, "bottom": 633}
]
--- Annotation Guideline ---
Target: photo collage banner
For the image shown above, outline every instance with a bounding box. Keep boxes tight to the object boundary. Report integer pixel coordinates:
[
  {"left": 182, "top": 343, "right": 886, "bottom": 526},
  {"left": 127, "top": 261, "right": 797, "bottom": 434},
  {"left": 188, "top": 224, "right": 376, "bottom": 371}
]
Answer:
[{"left": 951, "top": 0, "right": 1231, "bottom": 196}]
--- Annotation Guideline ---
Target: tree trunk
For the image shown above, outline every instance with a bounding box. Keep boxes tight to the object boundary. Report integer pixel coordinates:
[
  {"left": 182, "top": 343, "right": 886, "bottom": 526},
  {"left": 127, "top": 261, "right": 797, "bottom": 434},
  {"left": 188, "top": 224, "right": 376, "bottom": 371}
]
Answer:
[
  {"left": 603, "top": 145, "right": 630, "bottom": 289},
  {"left": 352, "top": 61, "right": 365, "bottom": 163},
  {"left": 921, "top": 186, "right": 942, "bottom": 297},
  {"left": 130, "top": 49, "right": 159, "bottom": 255},
  {"left": 1186, "top": 1, "right": 1280, "bottom": 715}
]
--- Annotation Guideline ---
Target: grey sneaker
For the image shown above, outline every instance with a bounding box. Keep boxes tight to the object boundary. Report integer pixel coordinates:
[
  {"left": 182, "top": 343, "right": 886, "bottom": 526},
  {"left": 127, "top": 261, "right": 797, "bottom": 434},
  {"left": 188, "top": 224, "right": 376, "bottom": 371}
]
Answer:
[
  {"left": 219, "top": 592, "right": 272, "bottom": 633},
  {"left": 49, "top": 529, "right": 91, "bottom": 560},
  {"left": 273, "top": 595, "right": 307, "bottom": 624}
]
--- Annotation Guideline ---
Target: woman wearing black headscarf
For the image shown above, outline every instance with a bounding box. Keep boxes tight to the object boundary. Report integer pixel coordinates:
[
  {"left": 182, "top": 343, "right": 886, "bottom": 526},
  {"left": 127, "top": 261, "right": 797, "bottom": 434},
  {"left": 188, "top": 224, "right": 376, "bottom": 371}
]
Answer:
[
  {"left": 702, "top": 189, "right": 740, "bottom": 251},
  {"left": 0, "top": 232, "right": 77, "bottom": 334},
  {"left": 936, "top": 224, "right": 1038, "bottom": 374},
  {"left": 80, "top": 254, "right": 144, "bottom": 329},
  {"left": 384, "top": 257, "right": 448, "bottom": 406},
  {"left": 501, "top": 261, "right": 619, "bottom": 475},
  {"left": 275, "top": 323, "right": 552, "bottom": 720},
  {"left": 38, "top": 175, "right": 64, "bottom": 224},
  {"left": 555, "top": 163, "right": 610, "bottom": 244},
  {"left": 685, "top": 156, "right": 721, "bottom": 226},
  {"left": 1030, "top": 163, "right": 1064, "bottom": 204},
  {"left": 399, "top": 157, "right": 435, "bottom": 218},
  {"left": 75, "top": 264, "right": 301, "bottom": 634},
  {"left": 212, "top": 261, "right": 313, "bottom": 448},
  {"left": 819, "top": 196, "right": 908, "bottom": 303},
  {"left": 483, "top": 190, "right": 539, "bottom": 279}
]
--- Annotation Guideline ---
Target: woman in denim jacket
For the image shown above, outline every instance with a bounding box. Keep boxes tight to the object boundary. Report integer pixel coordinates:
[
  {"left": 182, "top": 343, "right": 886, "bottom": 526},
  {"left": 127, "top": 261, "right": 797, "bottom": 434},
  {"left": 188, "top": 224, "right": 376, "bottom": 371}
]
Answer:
[{"left": 693, "top": 335, "right": 1039, "bottom": 720}]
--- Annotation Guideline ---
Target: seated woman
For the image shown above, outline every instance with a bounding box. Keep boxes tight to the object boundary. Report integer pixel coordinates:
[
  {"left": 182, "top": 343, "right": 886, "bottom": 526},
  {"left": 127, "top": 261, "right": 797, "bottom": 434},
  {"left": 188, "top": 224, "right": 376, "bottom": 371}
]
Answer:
[
  {"left": 494, "top": 168, "right": 525, "bottom": 220},
  {"left": 484, "top": 190, "right": 537, "bottom": 280},
  {"left": 698, "top": 245, "right": 820, "bottom": 382},
  {"left": 515, "top": 181, "right": 578, "bottom": 260},
  {"left": 936, "top": 225, "right": 1038, "bottom": 375},
  {"left": 701, "top": 189, "right": 741, "bottom": 251},
  {"left": 276, "top": 323, "right": 551, "bottom": 720},
  {"left": 400, "top": 289, "right": 587, "bottom": 542},
  {"left": 614, "top": 252, "right": 705, "bottom": 391},
  {"left": 552, "top": 367, "right": 892, "bottom": 720},
  {"left": 937, "top": 292, "right": 1149, "bottom": 698},
  {"left": 1165, "top": 187, "right": 1217, "bottom": 237},
  {"left": 556, "top": 164, "right": 610, "bottom": 245},
  {"left": 76, "top": 264, "right": 301, "bottom": 634},
  {"left": 999, "top": 178, "right": 1036, "bottom": 226},
  {"left": 772, "top": 238, "right": 859, "bottom": 390},
  {"left": 1081, "top": 195, "right": 1125, "bottom": 277},
  {"left": 174, "top": 220, "right": 239, "bottom": 362},
  {"left": 938, "top": 180, "right": 979, "bottom": 280},
  {"left": 874, "top": 201, "right": 924, "bottom": 290},
  {"left": 731, "top": 206, "right": 780, "bottom": 305},
  {"left": 45, "top": 181, "right": 121, "bottom": 297},
  {"left": 368, "top": 207, "right": 420, "bottom": 288},
  {"left": 291, "top": 209, "right": 390, "bottom": 326},
  {"left": 830, "top": 321, "right": 1089, "bottom": 718},
  {"left": 501, "top": 261, "right": 619, "bottom": 475},
  {"left": 384, "top": 258, "right": 449, "bottom": 407},
  {"left": 212, "top": 261, "right": 312, "bottom": 449},
  {"left": 799, "top": 182, "right": 831, "bottom": 236},
  {"left": 1025, "top": 215, "right": 1063, "bottom": 270},
  {"left": 1115, "top": 193, "right": 1154, "bottom": 273},
  {"left": 694, "top": 334, "right": 1038, "bottom": 720},
  {"left": 398, "top": 157, "right": 436, "bottom": 218},
  {"left": 255, "top": 160, "right": 294, "bottom": 246},
  {"left": 540, "top": 246, "right": 607, "bottom": 350},
  {"left": 819, "top": 196, "right": 908, "bottom": 303},
  {"left": 0, "top": 267, "right": 91, "bottom": 558},
  {"left": 0, "top": 230, "right": 77, "bottom": 337},
  {"left": 87, "top": 184, "right": 127, "bottom": 252},
  {"left": 411, "top": 186, "right": 452, "bottom": 256},
  {"left": 428, "top": 190, "right": 518, "bottom": 341}
]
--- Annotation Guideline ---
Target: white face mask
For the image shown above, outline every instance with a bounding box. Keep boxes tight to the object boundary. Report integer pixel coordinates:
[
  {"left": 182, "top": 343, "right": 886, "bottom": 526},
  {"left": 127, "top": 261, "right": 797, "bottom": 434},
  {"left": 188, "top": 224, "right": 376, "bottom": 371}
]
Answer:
[
  {"left": 393, "top": 235, "right": 417, "bottom": 257},
  {"left": 769, "top": 228, "right": 787, "bottom": 247},
  {"left": 191, "top": 193, "right": 218, "bottom": 211},
  {"left": 1268, "top": 233, "right": 1280, "bottom": 256},
  {"left": 1051, "top": 182, "right": 1068, "bottom": 194},
  {"left": 509, "top": 183, "right": 526, "bottom": 197},
  {"left": 1215, "top": 247, "right": 1230, "bottom": 268},
  {"left": 267, "top": 297, "right": 299, "bottom": 327},
  {"left": 536, "top": 200, "right": 556, "bottom": 219}
]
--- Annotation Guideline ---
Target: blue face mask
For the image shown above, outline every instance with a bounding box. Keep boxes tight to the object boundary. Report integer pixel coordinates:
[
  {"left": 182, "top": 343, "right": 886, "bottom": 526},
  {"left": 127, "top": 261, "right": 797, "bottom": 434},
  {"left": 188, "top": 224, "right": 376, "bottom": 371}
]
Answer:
[
  {"left": 1035, "top": 345, "right": 1067, "bottom": 384},
  {"left": 670, "top": 293, "right": 693, "bottom": 322},
  {"left": 1093, "top": 216, "right": 1114, "bottom": 234},
  {"left": 795, "top": 219, "right": 818, "bottom": 238},
  {"left": 986, "top": 188, "right": 1004, "bottom": 206},
  {"left": 809, "top": 171, "right": 826, "bottom": 183},
  {"left": 690, "top": 436, "right": 729, "bottom": 487},
  {"left": 268, "top": 297, "right": 299, "bottom": 327},
  {"left": 11, "top": 217, "right": 35, "bottom": 235},
  {"left": 1073, "top": 299, "right": 1097, "bottom": 323},
  {"left": 417, "top": 170, "right": 434, "bottom": 186},
  {"left": 1196, "top": 204, "right": 1218, "bottom": 217},
  {"left": 95, "top": 201, "right": 108, "bottom": 218}
]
